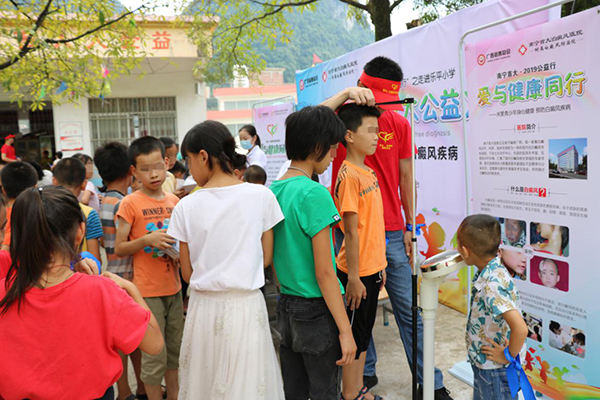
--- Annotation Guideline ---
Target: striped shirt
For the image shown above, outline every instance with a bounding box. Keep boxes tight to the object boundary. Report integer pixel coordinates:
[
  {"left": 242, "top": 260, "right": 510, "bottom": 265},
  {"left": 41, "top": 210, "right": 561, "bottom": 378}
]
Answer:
[{"left": 99, "top": 191, "right": 133, "bottom": 277}]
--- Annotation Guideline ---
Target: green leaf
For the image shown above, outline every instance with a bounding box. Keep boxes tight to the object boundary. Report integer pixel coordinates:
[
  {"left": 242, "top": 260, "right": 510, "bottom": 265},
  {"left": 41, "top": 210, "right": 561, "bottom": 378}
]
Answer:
[
  {"left": 17, "top": 30, "right": 22, "bottom": 44},
  {"left": 99, "top": 11, "right": 105, "bottom": 25}
]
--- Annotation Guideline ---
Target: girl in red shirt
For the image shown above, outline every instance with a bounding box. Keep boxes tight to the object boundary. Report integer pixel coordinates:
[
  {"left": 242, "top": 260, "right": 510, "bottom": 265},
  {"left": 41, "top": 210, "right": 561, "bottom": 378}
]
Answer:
[{"left": 0, "top": 186, "right": 164, "bottom": 400}]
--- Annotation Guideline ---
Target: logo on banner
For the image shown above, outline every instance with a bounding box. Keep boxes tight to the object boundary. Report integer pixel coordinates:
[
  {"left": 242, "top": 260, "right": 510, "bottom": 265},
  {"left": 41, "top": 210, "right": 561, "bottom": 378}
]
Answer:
[
  {"left": 300, "top": 74, "right": 319, "bottom": 91},
  {"left": 322, "top": 71, "right": 328, "bottom": 83},
  {"left": 299, "top": 79, "right": 305, "bottom": 91},
  {"left": 267, "top": 124, "right": 278, "bottom": 136},
  {"left": 477, "top": 54, "right": 486, "bottom": 66},
  {"left": 519, "top": 44, "right": 528, "bottom": 55}
]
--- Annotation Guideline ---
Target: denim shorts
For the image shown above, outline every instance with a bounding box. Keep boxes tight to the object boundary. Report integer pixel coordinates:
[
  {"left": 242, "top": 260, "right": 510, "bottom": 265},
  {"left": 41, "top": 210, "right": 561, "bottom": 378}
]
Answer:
[
  {"left": 472, "top": 364, "right": 517, "bottom": 400},
  {"left": 277, "top": 294, "right": 342, "bottom": 400}
]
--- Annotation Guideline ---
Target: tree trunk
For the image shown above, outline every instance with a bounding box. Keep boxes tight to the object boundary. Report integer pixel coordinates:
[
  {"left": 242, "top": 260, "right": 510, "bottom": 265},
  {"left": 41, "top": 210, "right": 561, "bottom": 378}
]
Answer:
[{"left": 368, "top": 0, "right": 393, "bottom": 41}]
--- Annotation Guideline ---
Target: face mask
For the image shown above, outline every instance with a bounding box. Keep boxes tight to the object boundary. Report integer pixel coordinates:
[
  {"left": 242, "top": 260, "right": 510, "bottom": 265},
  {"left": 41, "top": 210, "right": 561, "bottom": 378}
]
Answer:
[{"left": 240, "top": 140, "right": 253, "bottom": 150}]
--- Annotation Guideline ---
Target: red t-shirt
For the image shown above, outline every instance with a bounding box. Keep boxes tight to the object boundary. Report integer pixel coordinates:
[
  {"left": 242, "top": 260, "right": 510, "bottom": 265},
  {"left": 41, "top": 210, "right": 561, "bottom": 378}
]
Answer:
[
  {"left": 0, "top": 250, "right": 10, "bottom": 279},
  {"left": 1, "top": 144, "right": 16, "bottom": 161},
  {"left": 0, "top": 273, "right": 150, "bottom": 399},
  {"left": 331, "top": 110, "right": 413, "bottom": 231}
]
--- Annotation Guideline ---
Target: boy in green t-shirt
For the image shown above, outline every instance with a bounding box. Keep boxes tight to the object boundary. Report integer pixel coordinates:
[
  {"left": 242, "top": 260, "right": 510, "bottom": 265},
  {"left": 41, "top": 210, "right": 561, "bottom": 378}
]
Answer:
[{"left": 271, "top": 106, "right": 356, "bottom": 399}]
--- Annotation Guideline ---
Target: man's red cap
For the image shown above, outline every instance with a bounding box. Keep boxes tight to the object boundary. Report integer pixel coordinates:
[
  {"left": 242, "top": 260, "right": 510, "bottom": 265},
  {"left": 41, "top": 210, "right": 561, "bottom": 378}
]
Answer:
[
  {"left": 360, "top": 71, "right": 403, "bottom": 110},
  {"left": 5, "top": 134, "right": 15, "bottom": 141}
]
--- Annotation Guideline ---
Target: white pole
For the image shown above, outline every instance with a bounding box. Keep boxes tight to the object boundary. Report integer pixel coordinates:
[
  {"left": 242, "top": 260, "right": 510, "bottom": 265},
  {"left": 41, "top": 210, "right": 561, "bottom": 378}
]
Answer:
[{"left": 421, "top": 277, "right": 441, "bottom": 400}]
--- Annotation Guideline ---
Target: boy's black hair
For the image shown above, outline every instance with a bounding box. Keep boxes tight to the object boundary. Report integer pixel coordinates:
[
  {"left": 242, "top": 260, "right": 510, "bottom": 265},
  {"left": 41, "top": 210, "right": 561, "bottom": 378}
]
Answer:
[
  {"left": 53, "top": 158, "right": 86, "bottom": 189},
  {"left": 128, "top": 136, "right": 165, "bottom": 167},
  {"left": 457, "top": 214, "right": 501, "bottom": 259},
  {"left": 285, "top": 106, "right": 346, "bottom": 162},
  {"left": 232, "top": 154, "right": 247, "bottom": 171},
  {"left": 73, "top": 153, "right": 92, "bottom": 164},
  {"left": 169, "top": 160, "right": 187, "bottom": 176},
  {"left": 549, "top": 321, "right": 561, "bottom": 333},
  {"left": 0, "top": 162, "right": 38, "bottom": 199},
  {"left": 574, "top": 332, "right": 585, "bottom": 345},
  {"left": 239, "top": 124, "right": 261, "bottom": 147},
  {"left": 363, "top": 56, "right": 404, "bottom": 82},
  {"left": 56, "top": 151, "right": 63, "bottom": 160},
  {"left": 337, "top": 104, "right": 381, "bottom": 146},
  {"left": 244, "top": 165, "right": 267, "bottom": 185},
  {"left": 25, "top": 161, "right": 44, "bottom": 181},
  {"left": 94, "top": 142, "right": 131, "bottom": 183},
  {"left": 159, "top": 137, "right": 177, "bottom": 150}
]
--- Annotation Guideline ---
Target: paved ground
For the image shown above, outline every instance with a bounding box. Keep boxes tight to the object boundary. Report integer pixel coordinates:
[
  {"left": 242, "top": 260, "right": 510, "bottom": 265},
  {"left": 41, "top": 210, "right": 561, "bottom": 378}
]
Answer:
[{"left": 118, "top": 300, "right": 473, "bottom": 400}]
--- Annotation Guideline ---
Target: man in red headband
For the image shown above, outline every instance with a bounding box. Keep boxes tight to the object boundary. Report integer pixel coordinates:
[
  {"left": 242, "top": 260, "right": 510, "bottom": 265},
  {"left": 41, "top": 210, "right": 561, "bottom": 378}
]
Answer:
[
  {"left": 1, "top": 135, "right": 17, "bottom": 164},
  {"left": 323, "top": 56, "right": 452, "bottom": 400}
]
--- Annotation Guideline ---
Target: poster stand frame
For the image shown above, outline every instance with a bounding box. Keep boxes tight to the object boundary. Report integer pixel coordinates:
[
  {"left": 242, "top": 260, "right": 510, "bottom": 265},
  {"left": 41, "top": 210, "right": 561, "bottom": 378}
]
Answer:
[{"left": 448, "top": 0, "right": 574, "bottom": 388}]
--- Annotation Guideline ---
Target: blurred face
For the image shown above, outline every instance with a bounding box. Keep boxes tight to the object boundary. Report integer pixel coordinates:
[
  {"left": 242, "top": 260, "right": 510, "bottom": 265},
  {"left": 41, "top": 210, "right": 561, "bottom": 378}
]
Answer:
[
  {"left": 500, "top": 249, "right": 526, "bottom": 276},
  {"left": 133, "top": 150, "right": 168, "bottom": 191},
  {"left": 6, "top": 138, "right": 14, "bottom": 146},
  {"left": 505, "top": 219, "right": 523, "bottom": 244},
  {"left": 346, "top": 116, "right": 379, "bottom": 156},
  {"left": 83, "top": 159, "right": 94, "bottom": 180},
  {"left": 165, "top": 145, "right": 178, "bottom": 169},
  {"left": 539, "top": 259, "right": 560, "bottom": 288},
  {"left": 187, "top": 150, "right": 211, "bottom": 187},
  {"left": 313, "top": 144, "right": 338, "bottom": 175}
]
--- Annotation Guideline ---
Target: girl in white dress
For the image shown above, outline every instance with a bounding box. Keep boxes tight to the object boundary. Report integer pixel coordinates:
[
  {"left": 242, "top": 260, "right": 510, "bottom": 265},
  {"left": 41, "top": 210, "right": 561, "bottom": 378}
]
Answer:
[{"left": 168, "top": 120, "right": 284, "bottom": 399}]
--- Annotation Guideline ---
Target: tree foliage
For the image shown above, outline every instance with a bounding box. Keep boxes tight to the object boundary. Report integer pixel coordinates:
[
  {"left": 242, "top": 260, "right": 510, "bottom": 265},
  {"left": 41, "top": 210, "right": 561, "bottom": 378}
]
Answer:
[{"left": 0, "top": 0, "right": 151, "bottom": 109}]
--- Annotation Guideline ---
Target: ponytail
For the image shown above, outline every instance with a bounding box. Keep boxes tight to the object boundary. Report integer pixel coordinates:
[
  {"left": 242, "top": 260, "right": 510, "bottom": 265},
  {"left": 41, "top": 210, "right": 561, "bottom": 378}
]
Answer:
[
  {"left": 0, "top": 186, "right": 84, "bottom": 315},
  {"left": 182, "top": 120, "right": 240, "bottom": 175}
]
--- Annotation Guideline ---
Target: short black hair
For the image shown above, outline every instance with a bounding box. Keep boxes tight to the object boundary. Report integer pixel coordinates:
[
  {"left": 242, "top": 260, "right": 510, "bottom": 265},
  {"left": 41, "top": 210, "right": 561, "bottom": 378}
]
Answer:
[
  {"left": 363, "top": 56, "right": 404, "bottom": 82},
  {"left": 53, "top": 158, "right": 86, "bottom": 189},
  {"left": 0, "top": 162, "right": 38, "bottom": 199},
  {"left": 285, "top": 106, "right": 346, "bottom": 162},
  {"left": 159, "top": 137, "right": 177, "bottom": 150},
  {"left": 244, "top": 165, "right": 267, "bottom": 185},
  {"left": 574, "top": 332, "right": 585, "bottom": 345},
  {"left": 73, "top": 153, "right": 92, "bottom": 164},
  {"left": 549, "top": 321, "right": 561, "bottom": 333},
  {"left": 94, "top": 142, "right": 131, "bottom": 183},
  {"left": 128, "top": 136, "right": 165, "bottom": 167},
  {"left": 169, "top": 160, "right": 187, "bottom": 176},
  {"left": 43, "top": 150, "right": 49, "bottom": 156},
  {"left": 56, "top": 151, "right": 63, "bottom": 159},
  {"left": 337, "top": 104, "right": 381, "bottom": 146},
  {"left": 25, "top": 161, "right": 44, "bottom": 181},
  {"left": 457, "top": 214, "right": 501, "bottom": 258}
]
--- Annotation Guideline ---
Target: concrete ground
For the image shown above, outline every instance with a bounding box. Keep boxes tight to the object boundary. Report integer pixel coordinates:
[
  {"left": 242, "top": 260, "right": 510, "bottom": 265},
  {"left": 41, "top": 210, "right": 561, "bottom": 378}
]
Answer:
[
  {"left": 119, "top": 300, "right": 473, "bottom": 400},
  {"left": 367, "top": 304, "right": 472, "bottom": 400}
]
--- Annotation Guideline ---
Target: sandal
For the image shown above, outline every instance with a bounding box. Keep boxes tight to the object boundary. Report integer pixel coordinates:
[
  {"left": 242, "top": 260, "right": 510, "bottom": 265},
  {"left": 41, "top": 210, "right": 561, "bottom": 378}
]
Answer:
[
  {"left": 359, "top": 385, "right": 384, "bottom": 400},
  {"left": 340, "top": 392, "right": 366, "bottom": 400}
]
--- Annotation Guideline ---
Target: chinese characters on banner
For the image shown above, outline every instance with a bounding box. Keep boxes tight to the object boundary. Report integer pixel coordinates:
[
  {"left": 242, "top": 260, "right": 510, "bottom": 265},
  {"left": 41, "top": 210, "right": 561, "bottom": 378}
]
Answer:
[
  {"left": 466, "top": 7, "right": 599, "bottom": 398},
  {"left": 296, "top": 0, "right": 554, "bottom": 312},
  {"left": 252, "top": 103, "right": 295, "bottom": 186}
]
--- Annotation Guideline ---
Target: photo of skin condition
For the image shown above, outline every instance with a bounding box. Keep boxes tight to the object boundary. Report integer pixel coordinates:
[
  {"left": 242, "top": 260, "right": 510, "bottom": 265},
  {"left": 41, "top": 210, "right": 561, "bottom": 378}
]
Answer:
[{"left": 530, "top": 256, "right": 569, "bottom": 292}]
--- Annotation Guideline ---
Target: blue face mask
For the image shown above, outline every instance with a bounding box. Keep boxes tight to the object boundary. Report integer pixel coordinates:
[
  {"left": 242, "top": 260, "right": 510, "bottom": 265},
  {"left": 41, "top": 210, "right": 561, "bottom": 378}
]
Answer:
[{"left": 240, "top": 140, "right": 253, "bottom": 150}]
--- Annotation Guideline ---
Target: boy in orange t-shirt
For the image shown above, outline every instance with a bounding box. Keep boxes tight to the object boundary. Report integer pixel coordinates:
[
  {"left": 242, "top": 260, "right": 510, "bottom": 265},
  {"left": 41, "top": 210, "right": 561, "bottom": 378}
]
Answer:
[
  {"left": 115, "top": 136, "right": 182, "bottom": 400},
  {"left": 334, "top": 104, "right": 387, "bottom": 400}
]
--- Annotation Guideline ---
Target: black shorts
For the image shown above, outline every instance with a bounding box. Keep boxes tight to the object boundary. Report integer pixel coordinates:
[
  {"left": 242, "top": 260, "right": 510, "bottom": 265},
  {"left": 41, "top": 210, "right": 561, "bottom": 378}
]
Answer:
[{"left": 337, "top": 269, "right": 383, "bottom": 357}]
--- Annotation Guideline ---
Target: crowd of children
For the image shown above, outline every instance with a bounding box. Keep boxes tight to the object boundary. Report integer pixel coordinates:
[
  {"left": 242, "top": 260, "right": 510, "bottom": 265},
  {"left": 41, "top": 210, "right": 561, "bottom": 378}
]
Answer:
[{"left": 0, "top": 55, "right": 533, "bottom": 400}]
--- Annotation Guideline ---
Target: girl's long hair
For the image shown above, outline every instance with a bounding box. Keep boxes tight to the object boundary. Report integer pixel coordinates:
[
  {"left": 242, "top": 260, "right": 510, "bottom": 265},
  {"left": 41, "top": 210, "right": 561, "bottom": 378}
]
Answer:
[{"left": 0, "top": 186, "right": 84, "bottom": 315}]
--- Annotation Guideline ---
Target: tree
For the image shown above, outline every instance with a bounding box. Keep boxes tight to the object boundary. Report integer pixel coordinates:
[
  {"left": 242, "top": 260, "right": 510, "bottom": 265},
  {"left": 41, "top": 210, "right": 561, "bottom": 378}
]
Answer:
[
  {"left": 0, "top": 0, "right": 152, "bottom": 109},
  {"left": 186, "top": 0, "right": 490, "bottom": 84}
]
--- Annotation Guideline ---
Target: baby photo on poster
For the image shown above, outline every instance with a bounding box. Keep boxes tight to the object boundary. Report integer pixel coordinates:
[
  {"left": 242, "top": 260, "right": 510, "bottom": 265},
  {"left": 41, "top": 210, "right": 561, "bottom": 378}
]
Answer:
[
  {"left": 499, "top": 217, "right": 527, "bottom": 248},
  {"left": 500, "top": 247, "right": 526, "bottom": 280},
  {"left": 530, "top": 256, "right": 569, "bottom": 292},
  {"left": 530, "top": 222, "right": 569, "bottom": 257}
]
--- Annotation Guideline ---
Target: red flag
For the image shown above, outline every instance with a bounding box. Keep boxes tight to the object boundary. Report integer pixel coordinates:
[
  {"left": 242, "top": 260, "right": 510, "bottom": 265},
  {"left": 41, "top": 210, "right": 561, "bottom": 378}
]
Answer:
[{"left": 312, "top": 53, "right": 323, "bottom": 66}]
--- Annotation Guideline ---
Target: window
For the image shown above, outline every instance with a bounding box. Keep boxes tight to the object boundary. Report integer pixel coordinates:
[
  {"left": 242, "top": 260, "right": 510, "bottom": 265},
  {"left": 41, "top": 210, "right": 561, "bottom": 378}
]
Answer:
[
  {"left": 89, "top": 97, "right": 177, "bottom": 153},
  {"left": 224, "top": 101, "right": 237, "bottom": 110}
]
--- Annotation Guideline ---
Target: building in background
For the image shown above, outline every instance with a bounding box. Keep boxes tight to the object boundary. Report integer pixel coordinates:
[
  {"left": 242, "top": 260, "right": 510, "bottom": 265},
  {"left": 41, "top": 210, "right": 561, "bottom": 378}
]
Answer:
[
  {"left": 558, "top": 145, "right": 579, "bottom": 172},
  {"left": 208, "top": 68, "right": 296, "bottom": 136},
  {"left": 0, "top": 16, "right": 213, "bottom": 161}
]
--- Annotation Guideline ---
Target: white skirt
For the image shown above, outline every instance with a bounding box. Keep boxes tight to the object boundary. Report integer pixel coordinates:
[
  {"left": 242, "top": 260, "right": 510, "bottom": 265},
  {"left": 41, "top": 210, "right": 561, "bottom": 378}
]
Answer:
[{"left": 179, "top": 289, "right": 284, "bottom": 399}]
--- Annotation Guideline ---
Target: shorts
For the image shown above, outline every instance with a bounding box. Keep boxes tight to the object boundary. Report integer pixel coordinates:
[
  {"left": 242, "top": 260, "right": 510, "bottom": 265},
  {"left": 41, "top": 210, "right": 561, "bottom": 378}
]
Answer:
[
  {"left": 337, "top": 269, "right": 383, "bottom": 357},
  {"left": 141, "top": 291, "right": 184, "bottom": 385}
]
